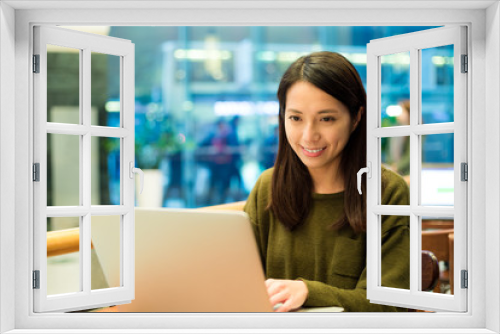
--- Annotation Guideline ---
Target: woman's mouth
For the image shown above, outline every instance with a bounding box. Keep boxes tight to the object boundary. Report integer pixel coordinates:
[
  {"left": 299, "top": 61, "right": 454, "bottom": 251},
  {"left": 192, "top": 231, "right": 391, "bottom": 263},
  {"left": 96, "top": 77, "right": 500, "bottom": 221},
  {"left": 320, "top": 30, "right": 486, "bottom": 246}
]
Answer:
[{"left": 301, "top": 146, "right": 326, "bottom": 157}]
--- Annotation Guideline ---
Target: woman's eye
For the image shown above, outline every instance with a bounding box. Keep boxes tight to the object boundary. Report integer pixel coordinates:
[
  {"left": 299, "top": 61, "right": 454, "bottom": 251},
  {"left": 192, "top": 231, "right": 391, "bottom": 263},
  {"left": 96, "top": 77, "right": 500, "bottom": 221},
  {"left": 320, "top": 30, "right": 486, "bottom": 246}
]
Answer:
[
  {"left": 322, "top": 117, "right": 335, "bottom": 122},
  {"left": 289, "top": 116, "right": 300, "bottom": 121}
]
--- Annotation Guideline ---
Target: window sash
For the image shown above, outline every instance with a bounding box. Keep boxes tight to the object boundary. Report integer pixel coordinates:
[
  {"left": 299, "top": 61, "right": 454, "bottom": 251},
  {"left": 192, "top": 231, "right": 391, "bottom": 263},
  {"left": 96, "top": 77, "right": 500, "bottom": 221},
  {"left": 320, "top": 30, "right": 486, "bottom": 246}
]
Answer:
[
  {"left": 32, "top": 25, "right": 135, "bottom": 313},
  {"left": 366, "top": 26, "right": 467, "bottom": 312}
]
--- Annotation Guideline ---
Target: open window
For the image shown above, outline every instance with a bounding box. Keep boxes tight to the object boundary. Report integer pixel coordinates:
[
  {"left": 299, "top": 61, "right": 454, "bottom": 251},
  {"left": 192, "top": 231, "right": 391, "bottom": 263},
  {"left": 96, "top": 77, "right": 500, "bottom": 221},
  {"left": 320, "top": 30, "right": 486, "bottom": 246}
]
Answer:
[
  {"left": 364, "top": 26, "right": 467, "bottom": 312},
  {"left": 33, "top": 26, "right": 137, "bottom": 312}
]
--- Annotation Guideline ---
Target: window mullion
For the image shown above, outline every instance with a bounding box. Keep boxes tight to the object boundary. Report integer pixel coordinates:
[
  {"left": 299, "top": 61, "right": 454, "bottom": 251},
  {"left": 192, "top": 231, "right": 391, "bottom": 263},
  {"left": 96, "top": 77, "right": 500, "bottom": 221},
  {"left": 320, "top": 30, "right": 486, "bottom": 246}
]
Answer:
[
  {"left": 409, "top": 47, "right": 420, "bottom": 295},
  {"left": 81, "top": 47, "right": 92, "bottom": 294}
]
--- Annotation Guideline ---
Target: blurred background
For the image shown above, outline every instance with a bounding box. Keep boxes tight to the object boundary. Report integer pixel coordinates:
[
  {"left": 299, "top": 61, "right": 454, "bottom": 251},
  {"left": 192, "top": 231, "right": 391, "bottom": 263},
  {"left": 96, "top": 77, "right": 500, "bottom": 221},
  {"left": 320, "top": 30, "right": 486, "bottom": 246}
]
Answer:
[
  {"left": 45, "top": 25, "right": 457, "bottom": 297},
  {"left": 47, "top": 25, "right": 454, "bottom": 211}
]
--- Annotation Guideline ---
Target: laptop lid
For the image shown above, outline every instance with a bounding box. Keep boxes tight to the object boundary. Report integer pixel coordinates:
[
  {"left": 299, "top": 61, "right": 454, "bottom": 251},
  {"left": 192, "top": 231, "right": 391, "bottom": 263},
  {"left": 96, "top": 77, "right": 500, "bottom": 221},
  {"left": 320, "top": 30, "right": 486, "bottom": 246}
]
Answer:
[{"left": 91, "top": 208, "right": 273, "bottom": 312}]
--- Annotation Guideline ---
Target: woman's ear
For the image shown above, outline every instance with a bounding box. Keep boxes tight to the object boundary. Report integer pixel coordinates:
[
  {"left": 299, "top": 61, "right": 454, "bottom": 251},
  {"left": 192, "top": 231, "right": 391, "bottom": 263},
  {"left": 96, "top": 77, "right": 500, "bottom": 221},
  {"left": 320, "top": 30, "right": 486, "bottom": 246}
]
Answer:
[{"left": 351, "top": 106, "right": 364, "bottom": 133}]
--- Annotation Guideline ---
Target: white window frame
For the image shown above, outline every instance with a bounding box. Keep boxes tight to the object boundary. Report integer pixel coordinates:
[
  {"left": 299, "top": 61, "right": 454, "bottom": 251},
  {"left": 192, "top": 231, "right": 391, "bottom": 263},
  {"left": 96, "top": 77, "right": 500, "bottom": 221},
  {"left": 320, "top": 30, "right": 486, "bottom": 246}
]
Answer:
[
  {"left": 365, "top": 26, "right": 467, "bottom": 312},
  {"left": 32, "top": 25, "right": 136, "bottom": 313},
  {"left": 0, "top": 2, "right": 498, "bottom": 333}
]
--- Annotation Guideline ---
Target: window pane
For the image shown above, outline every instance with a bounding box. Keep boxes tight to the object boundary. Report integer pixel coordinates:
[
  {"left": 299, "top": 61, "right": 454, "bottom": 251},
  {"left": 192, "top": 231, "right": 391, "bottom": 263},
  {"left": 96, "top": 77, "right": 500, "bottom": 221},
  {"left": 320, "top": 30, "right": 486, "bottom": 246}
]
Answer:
[
  {"left": 91, "top": 215, "right": 121, "bottom": 290},
  {"left": 381, "top": 136, "right": 410, "bottom": 195},
  {"left": 91, "top": 52, "right": 121, "bottom": 127},
  {"left": 47, "top": 45, "right": 80, "bottom": 124},
  {"left": 47, "top": 133, "right": 80, "bottom": 206},
  {"left": 421, "top": 45, "right": 454, "bottom": 124},
  {"left": 380, "top": 215, "right": 410, "bottom": 291},
  {"left": 380, "top": 52, "right": 410, "bottom": 128},
  {"left": 421, "top": 133, "right": 454, "bottom": 206},
  {"left": 47, "top": 217, "right": 81, "bottom": 295},
  {"left": 91, "top": 137, "right": 121, "bottom": 205},
  {"left": 421, "top": 217, "right": 454, "bottom": 295}
]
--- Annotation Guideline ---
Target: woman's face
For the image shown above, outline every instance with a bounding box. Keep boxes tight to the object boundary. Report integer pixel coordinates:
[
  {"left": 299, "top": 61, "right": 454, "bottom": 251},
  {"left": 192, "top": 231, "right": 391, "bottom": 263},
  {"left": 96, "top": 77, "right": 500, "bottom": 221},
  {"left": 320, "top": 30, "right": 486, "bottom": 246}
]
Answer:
[{"left": 284, "top": 81, "right": 358, "bottom": 178}]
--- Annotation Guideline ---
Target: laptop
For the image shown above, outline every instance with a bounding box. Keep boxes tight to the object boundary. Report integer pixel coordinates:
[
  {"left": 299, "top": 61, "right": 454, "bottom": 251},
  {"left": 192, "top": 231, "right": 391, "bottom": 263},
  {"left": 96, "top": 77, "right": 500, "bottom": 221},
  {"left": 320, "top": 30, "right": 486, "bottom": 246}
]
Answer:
[{"left": 91, "top": 208, "right": 273, "bottom": 312}]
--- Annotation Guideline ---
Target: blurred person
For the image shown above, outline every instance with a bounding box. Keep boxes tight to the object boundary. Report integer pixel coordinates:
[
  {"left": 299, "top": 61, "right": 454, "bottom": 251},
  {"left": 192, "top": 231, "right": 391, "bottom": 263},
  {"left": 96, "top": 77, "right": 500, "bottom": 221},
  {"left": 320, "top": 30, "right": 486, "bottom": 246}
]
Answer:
[
  {"left": 262, "top": 125, "right": 279, "bottom": 169},
  {"left": 201, "top": 119, "right": 234, "bottom": 205},
  {"left": 244, "top": 51, "right": 410, "bottom": 312},
  {"left": 226, "top": 116, "right": 244, "bottom": 200}
]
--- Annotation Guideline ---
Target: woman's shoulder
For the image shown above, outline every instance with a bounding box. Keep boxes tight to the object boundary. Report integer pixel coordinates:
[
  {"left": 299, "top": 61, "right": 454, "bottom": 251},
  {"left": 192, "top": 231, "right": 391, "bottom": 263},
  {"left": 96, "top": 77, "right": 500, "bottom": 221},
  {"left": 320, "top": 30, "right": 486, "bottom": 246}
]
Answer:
[
  {"left": 381, "top": 166, "right": 410, "bottom": 206},
  {"left": 246, "top": 167, "right": 274, "bottom": 201},
  {"left": 381, "top": 165, "right": 407, "bottom": 186},
  {"left": 257, "top": 167, "right": 274, "bottom": 187}
]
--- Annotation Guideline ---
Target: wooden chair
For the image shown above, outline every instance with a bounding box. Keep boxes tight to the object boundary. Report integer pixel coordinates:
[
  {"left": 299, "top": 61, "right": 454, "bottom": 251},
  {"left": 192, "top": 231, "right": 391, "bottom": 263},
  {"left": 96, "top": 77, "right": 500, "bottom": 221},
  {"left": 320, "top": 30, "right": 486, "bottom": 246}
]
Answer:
[
  {"left": 448, "top": 233, "right": 454, "bottom": 294},
  {"left": 421, "top": 220, "right": 454, "bottom": 230},
  {"left": 407, "top": 250, "right": 440, "bottom": 312},
  {"left": 421, "top": 250, "right": 440, "bottom": 292},
  {"left": 421, "top": 228, "right": 454, "bottom": 293}
]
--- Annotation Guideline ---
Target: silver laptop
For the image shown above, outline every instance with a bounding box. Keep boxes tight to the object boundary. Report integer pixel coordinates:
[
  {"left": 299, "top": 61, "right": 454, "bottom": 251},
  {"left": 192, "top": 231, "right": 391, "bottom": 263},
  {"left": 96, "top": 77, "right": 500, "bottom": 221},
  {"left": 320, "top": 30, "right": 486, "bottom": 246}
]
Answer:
[{"left": 92, "top": 208, "right": 273, "bottom": 312}]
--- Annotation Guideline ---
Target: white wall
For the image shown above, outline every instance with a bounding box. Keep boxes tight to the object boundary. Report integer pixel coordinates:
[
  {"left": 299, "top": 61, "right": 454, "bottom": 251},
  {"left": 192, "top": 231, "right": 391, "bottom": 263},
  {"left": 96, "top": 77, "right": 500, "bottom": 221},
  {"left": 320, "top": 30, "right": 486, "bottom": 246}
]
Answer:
[
  {"left": 486, "top": 2, "right": 500, "bottom": 333},
  {"left": 0, "top": 2, "right": 16, "bottom": 333}
]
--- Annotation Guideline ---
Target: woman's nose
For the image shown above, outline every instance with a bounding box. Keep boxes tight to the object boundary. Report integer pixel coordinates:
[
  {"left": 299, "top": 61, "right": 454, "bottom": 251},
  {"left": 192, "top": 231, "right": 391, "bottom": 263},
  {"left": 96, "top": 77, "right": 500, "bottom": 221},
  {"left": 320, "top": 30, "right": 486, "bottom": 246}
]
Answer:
[{"left": 303, "top": 123, "right": 320, "bottom": 142}]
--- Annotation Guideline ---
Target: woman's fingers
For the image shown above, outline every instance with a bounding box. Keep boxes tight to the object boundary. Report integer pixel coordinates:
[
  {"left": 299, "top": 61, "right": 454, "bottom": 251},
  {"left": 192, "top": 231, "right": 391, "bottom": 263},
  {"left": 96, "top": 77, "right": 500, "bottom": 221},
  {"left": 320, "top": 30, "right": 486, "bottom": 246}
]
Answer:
[
  {"left": 274, "top": 299, "right": 294, "bottom": 312},
  {"left": 269, "top": 288, "right": 288, "bottom": 306},
  {"left": 265, "top": 279, "right": 308, "bottom": 312}
]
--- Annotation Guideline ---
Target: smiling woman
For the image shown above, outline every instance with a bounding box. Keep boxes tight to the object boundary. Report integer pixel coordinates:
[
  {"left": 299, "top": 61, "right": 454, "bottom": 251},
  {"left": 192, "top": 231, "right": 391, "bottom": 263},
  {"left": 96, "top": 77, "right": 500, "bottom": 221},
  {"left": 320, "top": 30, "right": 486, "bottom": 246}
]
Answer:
[
  {"left": 284, "top": 81, "right": 360, "bottom": 194},
  {"left": 244, "top": 51, "right": 411, "bottom": 312}
]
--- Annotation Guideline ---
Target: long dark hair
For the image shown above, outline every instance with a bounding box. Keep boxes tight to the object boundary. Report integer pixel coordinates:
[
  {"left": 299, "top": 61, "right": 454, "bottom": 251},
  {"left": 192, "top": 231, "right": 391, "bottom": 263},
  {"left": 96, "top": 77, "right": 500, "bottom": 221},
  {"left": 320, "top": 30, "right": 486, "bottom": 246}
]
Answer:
[{"left": 269, "top": 51, "right": 367, "bottom": 233}]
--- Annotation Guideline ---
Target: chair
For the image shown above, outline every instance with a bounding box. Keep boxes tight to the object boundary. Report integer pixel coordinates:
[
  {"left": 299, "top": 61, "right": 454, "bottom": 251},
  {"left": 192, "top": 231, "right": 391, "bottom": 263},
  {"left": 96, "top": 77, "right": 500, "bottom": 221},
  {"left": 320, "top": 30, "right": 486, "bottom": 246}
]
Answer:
[
  {"left": 421, "top": 228, "right": 454, "bottom": 293},
  {"left": 421, "top": 220, "right": 454, "bottom": 230},
  {"left": 407, "top": 250, "right": 440, "bottom": 312},
  {"left": 448, "top": 233, "right": 455, "bottom": 294},
  {"left": 421, "top": 250, "right": 440, "bottom": 292}
]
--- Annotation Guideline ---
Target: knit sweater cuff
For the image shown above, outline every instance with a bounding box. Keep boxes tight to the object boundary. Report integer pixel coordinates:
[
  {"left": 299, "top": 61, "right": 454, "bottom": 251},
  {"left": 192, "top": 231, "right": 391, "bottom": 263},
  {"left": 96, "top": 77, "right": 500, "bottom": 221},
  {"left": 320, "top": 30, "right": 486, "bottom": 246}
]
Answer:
[{"left": 298, "top": 278, "right": 342, "bottom": 307}]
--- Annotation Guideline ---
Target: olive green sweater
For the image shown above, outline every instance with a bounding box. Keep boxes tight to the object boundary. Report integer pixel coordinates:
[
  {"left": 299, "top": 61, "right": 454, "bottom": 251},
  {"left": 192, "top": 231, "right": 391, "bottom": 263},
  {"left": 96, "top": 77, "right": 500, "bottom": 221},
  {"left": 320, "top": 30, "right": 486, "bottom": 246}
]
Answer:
[{"left": 244, "top": 167, "right": 410, "bottom": 312}]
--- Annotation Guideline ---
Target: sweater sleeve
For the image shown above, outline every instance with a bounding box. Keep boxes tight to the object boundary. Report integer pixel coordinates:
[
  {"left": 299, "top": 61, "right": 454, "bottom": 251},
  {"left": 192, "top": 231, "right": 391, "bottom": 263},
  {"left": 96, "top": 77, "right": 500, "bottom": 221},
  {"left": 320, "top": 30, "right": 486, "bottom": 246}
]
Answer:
[
  {"left": 301, "top": 168, "right": 410, "bottom": 312},
  {"left": 243, "top": 170, "right": 271, "bottom": 269},
  {"left": 300, "top": 225, "right": 409, "bottom": 312}
]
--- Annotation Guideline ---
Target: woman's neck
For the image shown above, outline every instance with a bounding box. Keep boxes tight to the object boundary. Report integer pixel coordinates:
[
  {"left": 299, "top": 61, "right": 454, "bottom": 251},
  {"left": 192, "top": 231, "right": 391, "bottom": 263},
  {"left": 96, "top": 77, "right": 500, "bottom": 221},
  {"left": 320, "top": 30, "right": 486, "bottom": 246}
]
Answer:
[{"left": 309, "top": 167, "right": 344, "bottom": 194}]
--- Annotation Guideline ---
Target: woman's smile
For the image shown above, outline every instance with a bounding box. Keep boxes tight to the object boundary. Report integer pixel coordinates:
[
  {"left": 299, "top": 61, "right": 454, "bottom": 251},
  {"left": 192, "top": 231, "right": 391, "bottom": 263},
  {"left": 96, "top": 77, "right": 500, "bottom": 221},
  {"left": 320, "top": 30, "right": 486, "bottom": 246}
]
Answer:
[{"left": 301, "top": 145, "right": 327, "bottom": 157}]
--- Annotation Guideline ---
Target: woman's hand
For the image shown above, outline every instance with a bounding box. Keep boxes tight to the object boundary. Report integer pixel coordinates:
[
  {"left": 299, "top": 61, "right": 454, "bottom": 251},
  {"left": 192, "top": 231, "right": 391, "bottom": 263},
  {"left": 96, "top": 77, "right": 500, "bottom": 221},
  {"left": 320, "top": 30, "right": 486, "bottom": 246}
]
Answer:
[{"left": 265, "top": 279, "right": 309, "bottom": 312}]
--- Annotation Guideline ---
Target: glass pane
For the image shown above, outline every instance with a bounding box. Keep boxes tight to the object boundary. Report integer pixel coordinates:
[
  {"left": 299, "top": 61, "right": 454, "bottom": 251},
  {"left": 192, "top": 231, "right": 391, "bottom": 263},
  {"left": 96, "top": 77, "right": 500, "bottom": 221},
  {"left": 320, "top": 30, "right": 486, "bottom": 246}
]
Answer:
[
  {"left": 47, "top": 217, "right": 80, "bottom": 295},
  {"left": 421, "top": 217, "right": 454, "bottom": 295},
  {"left": 91, "top": 215, "right": 121, "bottom": 289},
  {"left": 91, "top": 52, "right": 121, "bottom": 127},
  {"left": 91, "top": 137, "right": 121, "bottom": 205},
  {"left": 47, "top": 134, "right": 80, "bottom": 206},
  {"left": 380, "top": 52, "right": 410, "bottom": 128},
  {"left": 421, "top": 45, "right": 454, "bottom": 124},
  {"left": 47, "top": 45, "right": 80, "bottom": 124},
  {"left": 421, "top": 133, "right": 454, "bottom": 206},
  {"left": 380, "top": 215, "right": 410, "bottom": 291},
  {"left": 381, "top": 136, "right": 410, "bottom": 194}
]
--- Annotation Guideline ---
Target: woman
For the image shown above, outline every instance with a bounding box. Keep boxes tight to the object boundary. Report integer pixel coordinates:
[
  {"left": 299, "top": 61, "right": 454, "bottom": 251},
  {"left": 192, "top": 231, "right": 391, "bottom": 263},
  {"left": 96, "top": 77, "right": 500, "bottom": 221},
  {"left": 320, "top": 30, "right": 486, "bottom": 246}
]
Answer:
[{"left": 244, "top": 51, "right": 410, "bottom": 312}]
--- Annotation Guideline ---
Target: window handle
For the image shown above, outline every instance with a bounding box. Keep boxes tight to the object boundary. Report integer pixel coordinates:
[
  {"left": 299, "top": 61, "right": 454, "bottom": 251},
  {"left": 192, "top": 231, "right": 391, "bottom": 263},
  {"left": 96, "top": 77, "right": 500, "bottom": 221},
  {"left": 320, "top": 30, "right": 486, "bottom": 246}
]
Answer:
[
  {"left": 357, "top": 162, "right": 371, "bottom": 195},
  {"left": 129, "top": 161, "right": 144, "bottom": 195}
]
